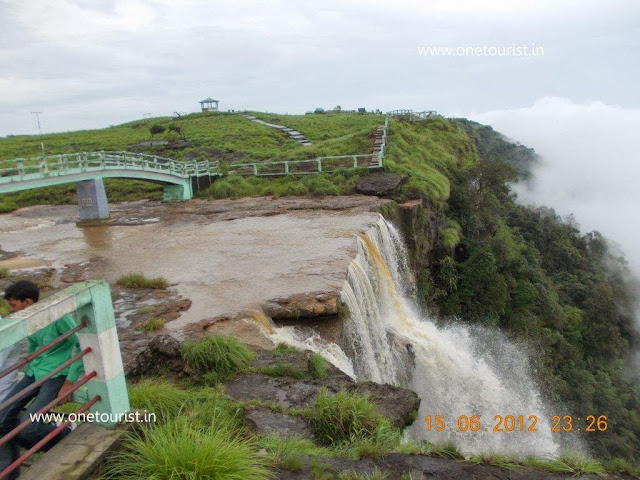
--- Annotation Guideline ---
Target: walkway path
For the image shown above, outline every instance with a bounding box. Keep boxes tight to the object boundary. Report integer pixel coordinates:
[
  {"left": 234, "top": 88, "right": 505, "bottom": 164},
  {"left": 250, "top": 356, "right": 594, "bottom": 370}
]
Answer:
[{"left": 244, "top": 114, "right": 313, "bottom": 146}]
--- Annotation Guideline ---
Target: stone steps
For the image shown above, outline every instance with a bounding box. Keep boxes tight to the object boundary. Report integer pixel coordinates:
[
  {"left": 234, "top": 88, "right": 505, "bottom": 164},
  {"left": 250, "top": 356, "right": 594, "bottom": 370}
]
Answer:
[{"left": 243, "top": 115, "right": 312, "bottom": 146}]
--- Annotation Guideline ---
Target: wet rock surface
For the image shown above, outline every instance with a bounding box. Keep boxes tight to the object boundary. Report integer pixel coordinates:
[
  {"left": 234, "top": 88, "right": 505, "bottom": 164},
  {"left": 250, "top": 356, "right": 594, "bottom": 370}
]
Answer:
[
  {"left": 244, "top": 406, "right": 314, "bottom": 440},
  {"left": 275, "top": 454, "right": 605, "bottom": 480}
]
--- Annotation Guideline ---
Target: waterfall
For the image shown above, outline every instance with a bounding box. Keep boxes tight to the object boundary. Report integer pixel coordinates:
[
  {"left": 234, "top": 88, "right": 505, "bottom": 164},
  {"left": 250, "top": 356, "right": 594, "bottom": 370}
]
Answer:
[
  {"left": 340, "top": 218, "right": 560, "bottom": 457},
  {"left": 271, "top": 216, "right": 561, "bottom": 457}
]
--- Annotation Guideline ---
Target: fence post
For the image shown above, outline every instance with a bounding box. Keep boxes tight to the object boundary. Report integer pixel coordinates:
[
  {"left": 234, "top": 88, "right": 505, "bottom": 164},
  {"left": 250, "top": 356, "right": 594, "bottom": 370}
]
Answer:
[
  {"left": 74, "top": 281, "right": 129, "bottom": 427},
  {"left": 253, "top": 163, "right": 258, "bottom": 176},
  {"left": 317, "top": 158, "right": 322, "bottom": 173}
]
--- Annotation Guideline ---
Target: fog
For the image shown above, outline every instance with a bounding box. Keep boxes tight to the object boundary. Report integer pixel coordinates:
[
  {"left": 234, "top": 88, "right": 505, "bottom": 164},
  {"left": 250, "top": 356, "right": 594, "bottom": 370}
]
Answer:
[{"left": 466, "top": 97, "right": 640, "bottom": 281}]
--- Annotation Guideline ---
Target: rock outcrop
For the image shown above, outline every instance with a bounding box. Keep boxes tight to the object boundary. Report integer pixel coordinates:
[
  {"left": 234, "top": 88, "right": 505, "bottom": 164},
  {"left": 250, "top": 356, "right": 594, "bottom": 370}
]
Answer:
[
  {"left": 356, "top": 172, "right": 408, "bottom": 196},
  {"left": 262, "top": 291, "right": 339, "bottom": 319}
]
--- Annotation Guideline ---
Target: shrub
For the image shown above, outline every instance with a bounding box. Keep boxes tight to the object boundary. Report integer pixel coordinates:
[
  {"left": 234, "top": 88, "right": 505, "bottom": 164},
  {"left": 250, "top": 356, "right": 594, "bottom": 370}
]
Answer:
[
  {"left": 0, "top": 267, "right": 10, "bottom": 278},
  {"left": 116, "top": 273, "right": 168, "bottom": 289},
  {"left": 149, "top": 123, "right": 166, "bottom": 139},
  {"left": 307, "top": 353, "right": 329, "bottom": 379},
  {"left": 306, "top": 389, "right": 388, "bottom": 446},
  {"left": 182, "top": 335, "right": 255, "bottom": 381},
  {"left": 105, "top": 420, "right": 273, "bottom": 480}
]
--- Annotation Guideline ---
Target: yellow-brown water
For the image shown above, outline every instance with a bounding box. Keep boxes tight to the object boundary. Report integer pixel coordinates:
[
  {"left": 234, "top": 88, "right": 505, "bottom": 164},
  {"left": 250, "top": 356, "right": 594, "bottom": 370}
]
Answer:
[{"left": 0, "top": 203, "right": 381, "bottom": 331}]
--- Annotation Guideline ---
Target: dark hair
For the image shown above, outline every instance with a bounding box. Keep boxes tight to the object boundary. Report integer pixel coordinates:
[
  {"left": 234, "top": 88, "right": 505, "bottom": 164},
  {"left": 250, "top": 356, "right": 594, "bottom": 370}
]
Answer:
[{"left": 4, "top": 280, "right": 39, "bottom": 303}]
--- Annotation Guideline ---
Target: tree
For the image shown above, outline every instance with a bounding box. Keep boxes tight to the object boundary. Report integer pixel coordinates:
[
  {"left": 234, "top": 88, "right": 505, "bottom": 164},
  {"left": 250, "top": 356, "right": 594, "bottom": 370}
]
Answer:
[{"left": 149, "top": 124, "right": 166, "bottom": 140}]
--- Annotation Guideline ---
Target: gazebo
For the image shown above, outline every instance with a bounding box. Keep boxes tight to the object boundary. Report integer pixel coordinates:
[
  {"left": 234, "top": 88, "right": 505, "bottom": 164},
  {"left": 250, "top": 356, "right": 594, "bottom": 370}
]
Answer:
[{"left": 199, "top": 97, "right": 219, "bottom": 112}]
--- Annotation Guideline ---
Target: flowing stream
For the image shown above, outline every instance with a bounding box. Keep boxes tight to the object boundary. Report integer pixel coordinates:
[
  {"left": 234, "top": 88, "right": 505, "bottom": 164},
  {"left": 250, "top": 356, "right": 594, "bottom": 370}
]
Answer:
[{"left": 275, "top": 218, "right": 560, "bottom": 457}]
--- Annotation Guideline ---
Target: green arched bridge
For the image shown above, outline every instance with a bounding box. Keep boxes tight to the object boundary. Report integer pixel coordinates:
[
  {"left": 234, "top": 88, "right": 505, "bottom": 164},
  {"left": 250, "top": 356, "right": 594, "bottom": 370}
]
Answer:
[{"left": 0, "top": 151, "right": 222, "bottom": 201}]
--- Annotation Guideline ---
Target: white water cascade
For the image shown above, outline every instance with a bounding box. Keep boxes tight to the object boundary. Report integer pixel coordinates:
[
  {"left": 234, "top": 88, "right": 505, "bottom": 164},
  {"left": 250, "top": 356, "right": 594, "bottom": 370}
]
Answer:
[
  {"left": 341, "top": 218, "right": 559, "bottom": 457},
  {"left": 271, "top": 216, "right": 560, "bottom": 457}
]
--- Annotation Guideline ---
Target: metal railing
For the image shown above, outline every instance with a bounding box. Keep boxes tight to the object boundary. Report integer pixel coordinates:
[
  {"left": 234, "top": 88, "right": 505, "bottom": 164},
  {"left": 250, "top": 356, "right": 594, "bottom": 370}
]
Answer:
[
  {"left": 227, "top": 153, "right": 379, "bottom": 177},
  {"left": 0, "top": 281, "right": 129, "bottom": 479},
  {"left": 0, "top": 151, "right": 221, "bottom": 181}
]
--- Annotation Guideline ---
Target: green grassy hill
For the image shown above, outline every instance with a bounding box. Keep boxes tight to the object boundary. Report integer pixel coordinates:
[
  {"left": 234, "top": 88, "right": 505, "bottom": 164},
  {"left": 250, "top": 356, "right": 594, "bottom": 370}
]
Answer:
[
  {"left": 0, "top": 111, "right": 382, "bottom": 163},
  {"left": 0, "top": 111, "right": 383, "bottom": 211}
]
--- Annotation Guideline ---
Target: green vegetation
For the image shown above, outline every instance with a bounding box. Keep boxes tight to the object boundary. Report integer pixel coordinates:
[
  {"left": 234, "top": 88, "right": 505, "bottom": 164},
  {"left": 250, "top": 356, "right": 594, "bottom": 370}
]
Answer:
[
  {"left": 383, "top": 117, "right": 476, "bottom": 205},
  {"left": 0, "top": 111, "right": 383, "bottom": 212},
  {"left": 404, "top": 117, "right": 640, "bottom": 462},
  {"left": 182, "top": 334, "right": 256, "bottom": 381},
  {"left": 128, "top": 379, "right": 192, "bottom": 422},
  {"left": 306, "top": 389, "right": 394, "bottom": 447},
  {"left": 260, "top": 362, "right": 306, "bottom": 379},
  {"left": 525, "top": 453, "right": 607, "bottom": 477},
  {"left": 201, "top": 169, "right": 366, "bottom": 199},
  {"left": 105, "top": 420, "right": 273, "bottom": 480},
  {"left": 116, "top": 273, "right": 168, "bottom": 289},
  {"left": 272, "top": 342, "right": 300, "bottom": 355},
  {"left": 308, "top": 353, "right": 329, "bottom": 379},
  {"left": 337, "top": 468, "right": 389, "bottom": 480},
  {"left": 136, "top": 317, "right": 165, "bottom": 332},
  {"left": 0, "top": 179, "right": 163, "bottom": 213}
]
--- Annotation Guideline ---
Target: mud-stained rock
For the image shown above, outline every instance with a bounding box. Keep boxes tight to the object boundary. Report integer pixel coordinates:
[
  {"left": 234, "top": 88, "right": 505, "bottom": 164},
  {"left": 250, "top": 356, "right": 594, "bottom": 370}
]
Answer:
[
  {"left": 128, "top": 334, "right": 185, "bottom": 378},
  {"left": 60, "top": 257, "right": 106, "bottom": 283},
  {"left": 347, "top": 381, "right": 420, "bottom": 428},
  {"left": 243, "top": 406, "right": 314, "bottom": 440},
  {"left": 356, "top": 173, "right": 408, "bottom": 196},
  {"left": 262, "top": 291, "right": 339, "bottom": 319},
  {"left": 182, "top": 311, "right": 275, "bottom": 349}
]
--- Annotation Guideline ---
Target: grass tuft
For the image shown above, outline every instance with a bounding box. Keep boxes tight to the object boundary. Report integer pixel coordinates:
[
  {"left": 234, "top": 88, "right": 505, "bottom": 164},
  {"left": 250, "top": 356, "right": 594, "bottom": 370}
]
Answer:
[
  {"left": 306, "top": 389, "right": 395, "bottom": 448},
  {"left": 128, "top": 379, "right": 191, "bottom": 423},
  {"left": 104, "top": 419, "right": 273, "bottom": 480},
  {"left": 273, "top": 342, "right": 300, "bottom": 355},
  {"left": 307, "top": 353, "right": 329, "bottom": 379},
  {"left": 337, "top": 468, "right": 389, "bottom": 480},
  {"left": 116, "top": 273, "right": 168, "bottom": 289},
  {"left": 137, "top": 317, "right": 165, "bottom": 332},
  {"left": 182, "top": 334, "right": 255, "bottom": 381}
]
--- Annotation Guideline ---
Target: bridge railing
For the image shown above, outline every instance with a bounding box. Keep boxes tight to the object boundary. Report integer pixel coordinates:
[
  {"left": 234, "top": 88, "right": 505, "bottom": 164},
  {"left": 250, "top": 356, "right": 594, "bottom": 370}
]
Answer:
[
  {"left": 0, "top": 281, "right": 129, "bottom": 479},
  {"left": 0, "top": 152, "right": 221, "bottom": 180},
  {"left": 226, "top": 154, "right": 377, "bottom": 177}
]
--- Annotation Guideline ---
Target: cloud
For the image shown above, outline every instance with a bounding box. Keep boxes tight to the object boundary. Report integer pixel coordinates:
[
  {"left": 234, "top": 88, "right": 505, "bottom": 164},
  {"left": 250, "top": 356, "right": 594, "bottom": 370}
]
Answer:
[
  {"left": 465, "top": 97, "right": 640, "bottom": 279},
  {"left": 1, "top": 0, "right": 638, "bottom": 136}
]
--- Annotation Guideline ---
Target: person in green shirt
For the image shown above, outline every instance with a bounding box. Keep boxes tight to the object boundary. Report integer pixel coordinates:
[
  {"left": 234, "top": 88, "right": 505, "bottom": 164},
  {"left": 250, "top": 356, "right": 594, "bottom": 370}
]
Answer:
[{"left": 0, "top": 280, "right": 83, "bottom": 479}]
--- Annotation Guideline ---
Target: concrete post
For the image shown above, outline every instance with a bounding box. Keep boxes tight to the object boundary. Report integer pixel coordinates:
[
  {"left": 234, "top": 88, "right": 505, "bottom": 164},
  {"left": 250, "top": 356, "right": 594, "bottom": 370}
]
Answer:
[{"left": 76, "top": 179, "right": 109, "bottom": 221}]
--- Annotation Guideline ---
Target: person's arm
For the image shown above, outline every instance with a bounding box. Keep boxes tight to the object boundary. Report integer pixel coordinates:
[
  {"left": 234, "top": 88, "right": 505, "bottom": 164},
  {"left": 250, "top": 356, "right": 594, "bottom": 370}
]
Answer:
[{"left": 55, "top": 315, "right": 84, "bottom": 402}]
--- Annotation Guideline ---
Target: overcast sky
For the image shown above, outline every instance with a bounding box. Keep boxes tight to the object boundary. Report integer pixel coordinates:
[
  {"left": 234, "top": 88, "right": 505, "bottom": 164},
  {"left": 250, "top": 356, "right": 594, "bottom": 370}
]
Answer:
[
  {"left": 1, "top": 0, "right": 638, "bottom": 135},
  {"left": 1, "top": 0, "right": 639, "bottom": 275}
]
